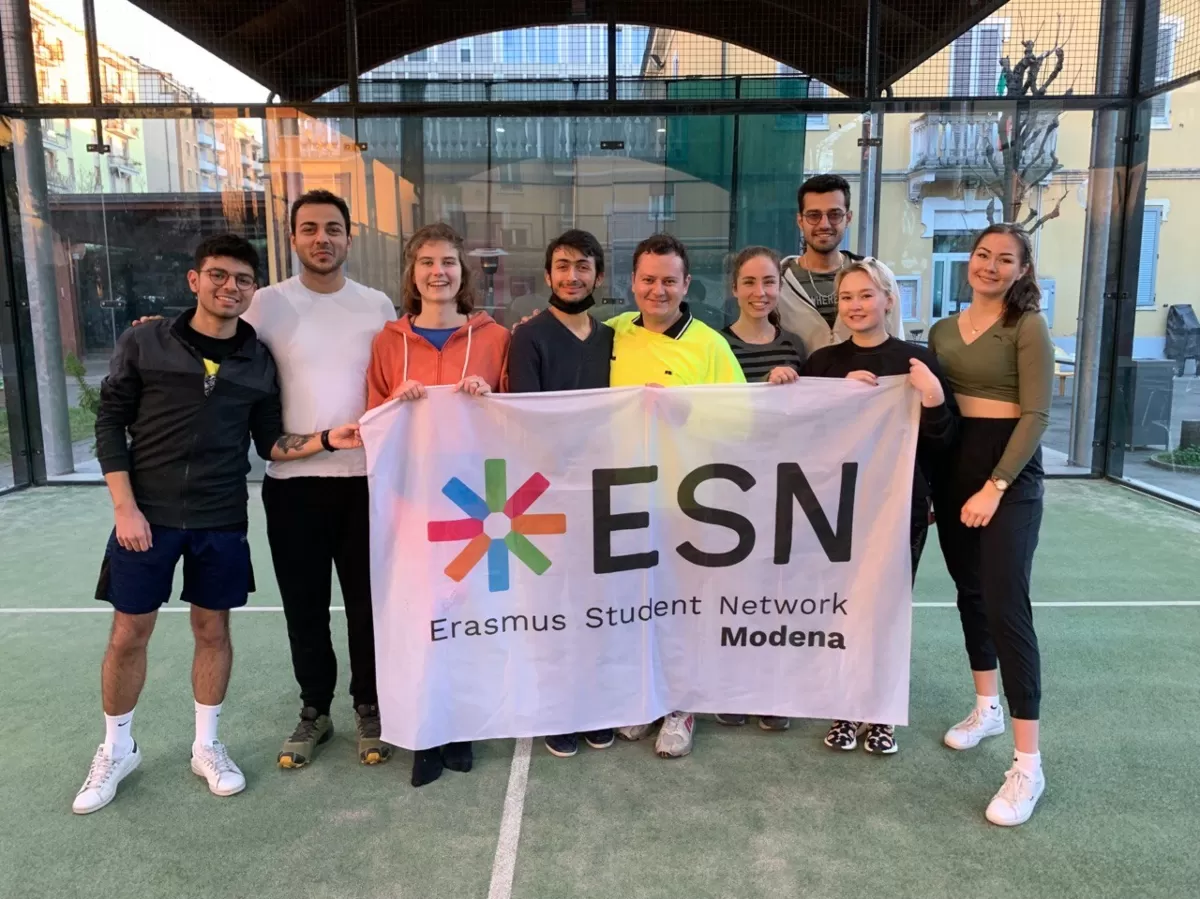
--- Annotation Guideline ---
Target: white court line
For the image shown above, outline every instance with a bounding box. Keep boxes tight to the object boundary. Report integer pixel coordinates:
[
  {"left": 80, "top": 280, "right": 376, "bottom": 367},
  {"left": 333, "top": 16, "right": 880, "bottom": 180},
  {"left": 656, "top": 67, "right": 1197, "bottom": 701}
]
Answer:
[
  {"left": 3, "top": 602, "right": 1200, "bottom": 614},
  {"left": 487, "top": 736, "right": 532, "bottom": 899}
]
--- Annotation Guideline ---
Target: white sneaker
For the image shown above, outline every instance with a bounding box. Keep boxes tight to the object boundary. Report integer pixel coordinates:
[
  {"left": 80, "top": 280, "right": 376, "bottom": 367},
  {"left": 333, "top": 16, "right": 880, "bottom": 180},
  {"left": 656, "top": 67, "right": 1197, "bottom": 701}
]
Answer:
[
  {"left": 616, "top": 723, "right": 655, "bottom": 742},
  {"left": 985, "top": 764, "right": 1046, "bottom": 826},
  {"left": 191, "top": 741, "right": 246, "bottom": 797},
  {"left": 655, "top": 712, "right": 695, "bottom": 758},
  {"left": 73, "top": 743, "right": 142, "bottom": 814},
  {"left": 943, "top": 706, "right": 1005, "bottom": 750}
]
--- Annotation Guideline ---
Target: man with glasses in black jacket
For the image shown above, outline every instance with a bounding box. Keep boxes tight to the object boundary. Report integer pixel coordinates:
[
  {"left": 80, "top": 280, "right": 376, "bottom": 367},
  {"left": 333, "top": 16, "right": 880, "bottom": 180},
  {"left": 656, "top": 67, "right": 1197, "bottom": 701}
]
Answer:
[{"left": 72, "top": 234, "right": 362, "bottom": 815}]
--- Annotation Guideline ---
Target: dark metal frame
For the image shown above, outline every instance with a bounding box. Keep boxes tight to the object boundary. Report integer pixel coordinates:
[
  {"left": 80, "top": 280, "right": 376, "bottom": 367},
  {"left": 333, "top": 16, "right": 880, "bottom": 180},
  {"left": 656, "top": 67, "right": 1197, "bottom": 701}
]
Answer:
[{"left": 0, "top": 0, "right": 1195, "bottom": 509}]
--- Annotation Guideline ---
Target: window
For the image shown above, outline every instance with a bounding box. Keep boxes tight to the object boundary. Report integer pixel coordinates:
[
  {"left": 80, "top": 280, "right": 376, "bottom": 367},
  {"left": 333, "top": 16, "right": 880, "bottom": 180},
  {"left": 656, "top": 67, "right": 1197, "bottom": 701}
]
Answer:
[
  {"left": 409, "top": 48, "right": 429, "bottom": 62},
  {"left": 648, "top": 187, "right": 676, "bottom": 222},
  {"left": 500, "top": 225, "right": 531, "bottom": 248},
  {"left": 59, "top": 79, "right": 69, "bottom": 101},
  {"left": 498, "top": 163, "right": 523, "bottom": 192},
  {"left": 1038, "top": 278, "right": 1056, "bottom": 327},
  {"left": 538, "top": 28, "right": 559, "bottom": 64},
  {"left": 807, "top": 80, "right": 830, "bottom": 130},
  {"left": 894, "top": 276, "right": 921, "bottom": 320},
  {"left": 1151, "top": 20, "right": 1182, "bottom": 128},
  {"left": 1137, "top": 205, "right": 1164, "bottom": 308},
  {"left": 503, "top": 30, "right": 523, "bottom": 64},
  {"left": 950, "top": 24, "right": 1004, "bottom": 97},
  {"left": 587, "top": 25, "right": 607, "bottom": 66}
]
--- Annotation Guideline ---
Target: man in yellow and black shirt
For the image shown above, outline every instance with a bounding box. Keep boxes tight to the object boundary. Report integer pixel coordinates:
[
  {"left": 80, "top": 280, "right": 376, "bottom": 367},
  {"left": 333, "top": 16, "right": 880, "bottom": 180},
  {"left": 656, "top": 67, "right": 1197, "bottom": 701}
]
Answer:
[
  {"left": 608, "top": 234, "right": 745, "bottom": 388},
  {"left": 608, "top": 233, "right": 744, "bottom": 761}
]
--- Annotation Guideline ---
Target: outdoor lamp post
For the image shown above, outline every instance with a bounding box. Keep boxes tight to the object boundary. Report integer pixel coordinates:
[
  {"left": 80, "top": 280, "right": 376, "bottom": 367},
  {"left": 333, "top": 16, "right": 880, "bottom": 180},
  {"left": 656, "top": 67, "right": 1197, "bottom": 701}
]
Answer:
[{"left": 469, "top": 247, "right": 508, "bottom": 313}]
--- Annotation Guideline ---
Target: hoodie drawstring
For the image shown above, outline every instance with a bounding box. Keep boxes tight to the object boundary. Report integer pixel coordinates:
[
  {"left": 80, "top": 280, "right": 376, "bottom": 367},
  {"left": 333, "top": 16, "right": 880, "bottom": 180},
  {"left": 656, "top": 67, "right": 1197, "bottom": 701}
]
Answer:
[
  {"left": 402, "top": 332, "right": 409, "bottom": 383},
  {"left": 460, "top": 326, "right": 473, "bottom": 382}
]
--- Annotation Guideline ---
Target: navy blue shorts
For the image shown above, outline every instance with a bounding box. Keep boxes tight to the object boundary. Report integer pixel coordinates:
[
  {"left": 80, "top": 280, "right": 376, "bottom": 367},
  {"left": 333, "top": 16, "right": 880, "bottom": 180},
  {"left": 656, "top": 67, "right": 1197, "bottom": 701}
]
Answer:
[{"left": 95, "top": 525, "right": 255, "bottom": 615}]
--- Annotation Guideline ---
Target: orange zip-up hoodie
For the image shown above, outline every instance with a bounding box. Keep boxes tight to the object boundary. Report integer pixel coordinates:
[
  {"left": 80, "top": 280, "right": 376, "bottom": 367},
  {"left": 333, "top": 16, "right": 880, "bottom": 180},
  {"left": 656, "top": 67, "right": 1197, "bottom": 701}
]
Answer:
[{"left": 366, "top": 311, "right": 511, "bottom": 410}]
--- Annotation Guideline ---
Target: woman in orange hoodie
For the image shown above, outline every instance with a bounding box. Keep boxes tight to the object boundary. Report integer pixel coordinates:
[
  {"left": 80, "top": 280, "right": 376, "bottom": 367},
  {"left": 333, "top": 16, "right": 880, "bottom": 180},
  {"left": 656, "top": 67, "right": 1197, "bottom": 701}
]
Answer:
[{"left": 365, "top": 222, "right": 510, "bottom": 788}]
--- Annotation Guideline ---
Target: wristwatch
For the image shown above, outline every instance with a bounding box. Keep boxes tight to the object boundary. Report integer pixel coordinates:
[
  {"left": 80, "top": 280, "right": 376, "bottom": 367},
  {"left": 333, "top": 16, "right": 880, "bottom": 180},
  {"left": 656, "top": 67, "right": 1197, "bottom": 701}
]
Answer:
[{"left": 990, "top": 477, "right": 1009, "bottom": 492}]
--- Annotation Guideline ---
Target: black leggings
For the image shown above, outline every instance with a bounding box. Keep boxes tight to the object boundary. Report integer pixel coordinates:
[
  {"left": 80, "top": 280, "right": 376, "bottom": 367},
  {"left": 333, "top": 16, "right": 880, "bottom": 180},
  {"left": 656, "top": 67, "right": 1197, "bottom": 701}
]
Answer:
[{"left": 934, "top": 419, "right": 1043, "bottom": 721}]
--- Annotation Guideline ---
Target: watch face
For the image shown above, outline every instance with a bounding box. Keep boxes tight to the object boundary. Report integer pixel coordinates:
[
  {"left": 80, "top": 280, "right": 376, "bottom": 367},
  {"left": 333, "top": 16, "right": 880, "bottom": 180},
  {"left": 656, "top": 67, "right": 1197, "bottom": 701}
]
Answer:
[{"left": 994, "top": 479, "right": 1009, "bottom": 490}]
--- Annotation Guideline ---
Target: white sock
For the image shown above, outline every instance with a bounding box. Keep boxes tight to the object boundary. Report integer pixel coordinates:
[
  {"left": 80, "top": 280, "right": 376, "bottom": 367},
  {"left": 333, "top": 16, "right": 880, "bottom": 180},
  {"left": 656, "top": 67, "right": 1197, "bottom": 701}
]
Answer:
[
  {"left": 104, "top": 710, "right": 135, "bottom": 759},
  {"left": 1014, "top": 750, "right": 1041, "bottom": 776},
  {"left": 194, "top": 701, "right": 222, "bottom": 750},
  {"left": 975, "top": 694, "right": 1001, "bottom": 716}
]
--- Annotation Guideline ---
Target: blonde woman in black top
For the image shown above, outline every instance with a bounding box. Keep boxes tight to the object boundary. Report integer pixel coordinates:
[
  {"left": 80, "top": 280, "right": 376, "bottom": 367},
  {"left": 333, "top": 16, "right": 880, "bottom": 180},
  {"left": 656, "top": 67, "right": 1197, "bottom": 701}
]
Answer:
[{"left": 928, "top": 223, "right": 1055, "bottom": 826}]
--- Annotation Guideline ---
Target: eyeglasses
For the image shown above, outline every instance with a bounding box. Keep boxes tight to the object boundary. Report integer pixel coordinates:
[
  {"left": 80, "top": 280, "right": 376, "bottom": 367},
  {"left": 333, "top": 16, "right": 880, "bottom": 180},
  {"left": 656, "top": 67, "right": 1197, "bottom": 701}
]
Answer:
[
  {"left": 801, "top": 210, "right": 847, "bottom": 226},
  {"left": 201, "top": 268, "right": 256, "bottom": 291}
]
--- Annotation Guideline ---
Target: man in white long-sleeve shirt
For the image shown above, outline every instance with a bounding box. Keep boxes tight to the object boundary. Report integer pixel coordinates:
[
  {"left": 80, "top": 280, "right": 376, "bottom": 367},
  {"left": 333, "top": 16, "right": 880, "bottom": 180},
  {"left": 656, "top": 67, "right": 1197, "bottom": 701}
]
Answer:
[{"left": 240, "top": 190, "right": 396, "bottom": 769}]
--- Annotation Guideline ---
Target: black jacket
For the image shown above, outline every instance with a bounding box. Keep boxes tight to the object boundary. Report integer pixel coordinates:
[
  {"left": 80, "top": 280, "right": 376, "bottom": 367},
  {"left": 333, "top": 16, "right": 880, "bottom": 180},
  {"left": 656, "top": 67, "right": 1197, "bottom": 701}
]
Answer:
[{"left": 95, "top": 309, "right": 283, "bottom": 529}]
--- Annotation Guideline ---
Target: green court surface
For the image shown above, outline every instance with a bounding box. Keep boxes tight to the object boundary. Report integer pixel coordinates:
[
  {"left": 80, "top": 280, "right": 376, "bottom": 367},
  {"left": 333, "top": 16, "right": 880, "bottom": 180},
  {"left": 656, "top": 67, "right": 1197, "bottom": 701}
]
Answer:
[{"left": 1, "top": 481, "right": 1198, "bottom": 899}]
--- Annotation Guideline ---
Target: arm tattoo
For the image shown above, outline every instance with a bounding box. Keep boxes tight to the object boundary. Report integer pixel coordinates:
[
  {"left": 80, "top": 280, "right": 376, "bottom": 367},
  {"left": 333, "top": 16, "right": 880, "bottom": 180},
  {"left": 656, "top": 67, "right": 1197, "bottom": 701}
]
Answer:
[{"left": 274, "top": 433, "right": 315, "bottom": 454}]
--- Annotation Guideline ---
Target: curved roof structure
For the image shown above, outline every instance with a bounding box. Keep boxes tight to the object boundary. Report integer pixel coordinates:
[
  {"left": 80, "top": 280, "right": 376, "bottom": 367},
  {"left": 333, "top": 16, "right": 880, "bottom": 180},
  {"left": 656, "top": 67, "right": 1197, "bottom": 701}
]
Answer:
[{"left": 126, "top": 0, "right": 1007, "bottom": 101}]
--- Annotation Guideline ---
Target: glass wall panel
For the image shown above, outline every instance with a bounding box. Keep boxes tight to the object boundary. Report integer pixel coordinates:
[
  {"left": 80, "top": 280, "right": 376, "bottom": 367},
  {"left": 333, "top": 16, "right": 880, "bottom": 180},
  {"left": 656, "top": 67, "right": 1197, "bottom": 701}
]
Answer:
[
  {"left": 1111, "top": 80, "right": 1200, "bottom": 505},
  {"left": 878, "top": 103, "right": 1108, "bottom": 474},
  {"left": 9, "top": 114, "right": 270, "bottom": 481}
]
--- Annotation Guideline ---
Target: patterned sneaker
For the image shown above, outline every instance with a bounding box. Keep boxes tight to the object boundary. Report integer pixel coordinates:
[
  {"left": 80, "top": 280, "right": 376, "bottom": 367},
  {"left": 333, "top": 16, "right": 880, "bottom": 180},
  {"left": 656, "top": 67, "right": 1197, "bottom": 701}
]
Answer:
[
  {"left": 944, "top": 706, "right": 1005, "bottom": 751},
  {"left": 72, "top": 743, "right": 142, "bottom": 814},
  {"left": 583, "top": 729, "right": 615, "bottom": 749},
  {"left": 758, "top": 716, "right": 791, "bottom": 731},
  {"left": 714, "top": 714, "right": 747, "bottom": 726},
  {"left": 655, "top": 712, "right": 695, "bottom": 758},
  {"left": 278, "top": 706, "right": 333, "bottom": 769},
  {"left": 544, "top": 733, "right": 579, "bottom": 758},
  {"left": 985, "top": 763, "right": 1046, "bottom": 826},
  {"left": 863, "top": 723, "right": 897, "bottom": 754},
  {"left": 823, "top": 720, "right": 864, "bottom": 750},
  {"left": 191, "top": 741, "right": 246, "bottom": 796},
  {"left": 617, "top": 723, "right": 656, "bottom": 741},
  {"left": 354, "top": 704, "right": 392, "bottom": 765}
]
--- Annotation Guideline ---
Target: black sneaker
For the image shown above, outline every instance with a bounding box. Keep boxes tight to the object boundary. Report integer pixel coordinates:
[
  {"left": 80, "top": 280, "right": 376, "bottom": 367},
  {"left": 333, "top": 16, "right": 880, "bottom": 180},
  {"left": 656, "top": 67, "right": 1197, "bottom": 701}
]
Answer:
[
  {"left": 714, "top": 714, "right": 747, "bottom": 726},
  {"left": 544, "top": 733, "right": 579, "bottom": 758},
  {"left": 823, "top": 720, "right": 863, "bottom": 751},
  {"left": 583, "top": 729, "right": 615, "bottom": 749},
  {"left": 863, "top": 723, "right": 897, "bottom": 755}
]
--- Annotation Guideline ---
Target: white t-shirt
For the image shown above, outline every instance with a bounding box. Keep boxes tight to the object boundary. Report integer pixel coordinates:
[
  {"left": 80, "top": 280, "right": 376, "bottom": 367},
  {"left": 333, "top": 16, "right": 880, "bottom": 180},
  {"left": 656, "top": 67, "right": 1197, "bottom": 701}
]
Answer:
[{"left": 242, "top": 276, "right": 397, "bottom": 479}]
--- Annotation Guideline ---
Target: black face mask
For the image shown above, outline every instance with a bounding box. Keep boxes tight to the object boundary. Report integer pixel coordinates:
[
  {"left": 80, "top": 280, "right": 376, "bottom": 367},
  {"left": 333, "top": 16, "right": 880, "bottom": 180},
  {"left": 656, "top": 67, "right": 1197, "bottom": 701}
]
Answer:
[{"left": 548, "top": 292, "right": 596, "bottom": 314}]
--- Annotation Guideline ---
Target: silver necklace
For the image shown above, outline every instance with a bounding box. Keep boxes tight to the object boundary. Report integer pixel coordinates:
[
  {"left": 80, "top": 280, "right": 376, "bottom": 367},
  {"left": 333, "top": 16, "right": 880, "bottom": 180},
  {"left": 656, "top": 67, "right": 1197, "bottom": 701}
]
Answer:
[{"left": 802, "top": 255, "right": 839, "bottom": 302}]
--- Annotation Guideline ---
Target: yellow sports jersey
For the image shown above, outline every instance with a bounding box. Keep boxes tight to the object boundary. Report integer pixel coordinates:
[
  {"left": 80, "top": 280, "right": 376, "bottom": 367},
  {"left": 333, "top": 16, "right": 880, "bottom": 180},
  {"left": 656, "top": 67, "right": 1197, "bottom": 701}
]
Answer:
[
  {"left": 202, "top": 359, "right": 220, "bottom": 377},
  {"left": 606, "top": 305, "right": 746, "bottom": 387}
]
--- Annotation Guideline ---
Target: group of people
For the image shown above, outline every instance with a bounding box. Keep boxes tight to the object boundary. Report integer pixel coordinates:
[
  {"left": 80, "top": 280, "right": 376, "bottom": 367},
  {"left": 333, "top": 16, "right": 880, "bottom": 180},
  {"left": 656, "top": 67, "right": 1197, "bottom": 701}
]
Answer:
[{"left": 73, "top": 173, "right": 1055, "bottom": 829}]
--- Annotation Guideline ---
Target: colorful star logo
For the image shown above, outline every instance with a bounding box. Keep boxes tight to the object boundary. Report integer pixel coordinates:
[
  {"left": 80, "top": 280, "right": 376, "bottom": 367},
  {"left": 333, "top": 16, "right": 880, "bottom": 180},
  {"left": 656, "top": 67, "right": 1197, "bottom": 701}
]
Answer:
[{"left": 427, "top": 459, "right": 567, "bottom": 592}]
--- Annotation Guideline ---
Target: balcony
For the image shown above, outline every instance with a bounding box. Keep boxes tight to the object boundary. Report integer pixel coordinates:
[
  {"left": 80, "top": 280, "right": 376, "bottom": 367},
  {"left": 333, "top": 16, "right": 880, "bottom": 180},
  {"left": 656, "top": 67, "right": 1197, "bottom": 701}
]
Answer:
[
  {"left": 107, "top": 152, "right": 142, "bottom": 176},
  {"left": 45, "top": 169, "right": 76, "bottom": 193},
  {"left": 105, "top": 119, "right": 140, "bottom": 139},
  {"left": 198, "top": 131, "right": 216, "bottom": 148},
  {"left": 42, "top": 125, "right": 71, "bottom": 150},
  {"left": 199, "top": 157, "right": 217, "bottom": 174},
  {"left": 423, "top": 116, "right": 666, "bottom": 163},
  {"left": 907, "top": 112, "right": 1060, "bottom": 201}
]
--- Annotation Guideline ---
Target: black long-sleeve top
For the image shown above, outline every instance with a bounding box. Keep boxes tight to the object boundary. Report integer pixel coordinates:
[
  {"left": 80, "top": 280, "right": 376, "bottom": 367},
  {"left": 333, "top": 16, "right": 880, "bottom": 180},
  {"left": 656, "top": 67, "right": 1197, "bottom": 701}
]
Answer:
[
  {"left": 95, "top": 309, "right": 283, "bottom": 529},
  {"left": 801, "top": 337, "right": 957, "bottom": 506}
]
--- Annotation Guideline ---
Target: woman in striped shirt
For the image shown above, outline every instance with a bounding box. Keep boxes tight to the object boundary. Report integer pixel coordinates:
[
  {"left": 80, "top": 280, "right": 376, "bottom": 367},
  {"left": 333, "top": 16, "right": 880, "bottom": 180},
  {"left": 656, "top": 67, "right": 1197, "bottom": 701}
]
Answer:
[
  {"left": 714, "top": 246, "right": 808, "bottom": 732},
  {"left": 721, "top": 246, "right": 808, "bottom": 383}
]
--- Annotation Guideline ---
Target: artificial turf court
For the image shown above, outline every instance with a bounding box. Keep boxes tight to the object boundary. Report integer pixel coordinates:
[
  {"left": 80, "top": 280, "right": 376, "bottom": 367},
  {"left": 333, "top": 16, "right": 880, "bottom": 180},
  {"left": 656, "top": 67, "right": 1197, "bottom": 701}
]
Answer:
[{"left": 1, "top": 481, "right": 1198, "bottom": 899}]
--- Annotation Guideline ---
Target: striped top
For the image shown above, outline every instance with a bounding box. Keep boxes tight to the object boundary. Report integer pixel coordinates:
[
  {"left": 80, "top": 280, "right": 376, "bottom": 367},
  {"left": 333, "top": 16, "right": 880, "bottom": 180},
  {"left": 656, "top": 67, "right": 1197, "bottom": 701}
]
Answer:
[{"left": 720, "top": 325, "right": 808, "bottom": 382}]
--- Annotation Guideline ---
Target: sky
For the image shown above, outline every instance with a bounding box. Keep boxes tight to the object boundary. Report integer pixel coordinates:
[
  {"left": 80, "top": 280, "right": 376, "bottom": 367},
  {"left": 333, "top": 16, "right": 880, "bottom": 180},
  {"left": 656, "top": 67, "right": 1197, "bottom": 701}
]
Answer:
[{"left": 41, "top": 0, "right": 269, "bottom": 103}]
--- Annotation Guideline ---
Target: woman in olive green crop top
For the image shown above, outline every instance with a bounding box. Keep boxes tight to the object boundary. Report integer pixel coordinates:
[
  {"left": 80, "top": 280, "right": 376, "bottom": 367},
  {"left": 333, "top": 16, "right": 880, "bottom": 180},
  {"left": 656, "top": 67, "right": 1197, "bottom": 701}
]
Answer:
[{"left": 928, "top": 224, "right": 1054, "bottom": 828}]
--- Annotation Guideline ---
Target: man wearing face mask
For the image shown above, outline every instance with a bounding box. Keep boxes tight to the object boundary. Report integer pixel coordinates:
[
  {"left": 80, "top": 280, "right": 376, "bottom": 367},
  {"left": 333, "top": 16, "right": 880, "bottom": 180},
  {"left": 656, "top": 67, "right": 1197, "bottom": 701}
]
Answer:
[
  {"left": 504, "top": 230, "right": 616, "bottom": 759},
  {"left": 505, "top": 230, "right": 614, "bottom": 396},
  {"left": 241, "top": 190, "right": 398, "bottom": 771},
  {"left": 779, "top": 174, "right": 905, "bottom": 355}
]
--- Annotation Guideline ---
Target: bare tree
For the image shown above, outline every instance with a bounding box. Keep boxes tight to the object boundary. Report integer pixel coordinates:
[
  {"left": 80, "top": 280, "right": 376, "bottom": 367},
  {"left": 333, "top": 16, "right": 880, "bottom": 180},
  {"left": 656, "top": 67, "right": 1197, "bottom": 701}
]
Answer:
[{"left": 973, "top": 18, "right": 1080, "bottom": 234}]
